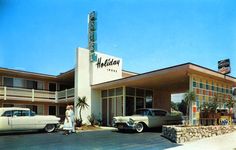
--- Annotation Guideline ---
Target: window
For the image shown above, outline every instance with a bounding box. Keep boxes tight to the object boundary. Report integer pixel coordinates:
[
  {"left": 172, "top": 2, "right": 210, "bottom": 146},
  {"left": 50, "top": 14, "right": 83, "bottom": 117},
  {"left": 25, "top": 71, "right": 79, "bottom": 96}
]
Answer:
[
  {"left": 2, "top": 111, "right": 13, "bottom": 117},
  {"left": 26, "top": 80, "right": 37, "bottom": 89},
  {"left": 21, "top": 110, "right": 30, "bottom": 116},
  {"left": 145, "top": 90, "right": 153, "bottom": 108},
  {"left": 126, "top": 96, "right": 134, "bottom": 116},
  {"left": 115, "top": 87, "right": 123, "bottom": 96},
  {"left": 4, "top": 77, "right": 13, "bottom": 87},
  {"left": 101, "top": 90, "right": 107, "bottom": 98},
  {"left": 13, "top": 110, "right": 25, "bottom": 116},
  {"left": 108, "top": 89, "right": 115, "bottom": 97},
  {"left": 49, "top": 83, "right": 56, "bottom": 91},
  {"left": 206, "top": 84, "right": 209, "bottom": 90},
  {"left": 13, "top": 78, "right": 24, "bottom": 88},
  {"left": 37, "top": 81, "right": 44, "bottom": 90},
  {"left": 153, "top": 110, "right": 167, "bottom": 116},
  {"left": 136, "top": 97, "right": 144, "bottom": 109},
  {"left": 136, "top": 89, "right": 145, "bottom": 97},
  {"left": 126, "top": 87, "right": 135, "bottom": 96},
  {"left": 59, "top": 106, "right": 66, "bottom": 116},
  {"left": 193, "top": 81, "right": 197, "bottom": 87},
  {"left": 49, "top": 106, "right": 56, "bottom": 115},
  {"left": 200, "top": 83, "right": 203, "bottom": 88}
]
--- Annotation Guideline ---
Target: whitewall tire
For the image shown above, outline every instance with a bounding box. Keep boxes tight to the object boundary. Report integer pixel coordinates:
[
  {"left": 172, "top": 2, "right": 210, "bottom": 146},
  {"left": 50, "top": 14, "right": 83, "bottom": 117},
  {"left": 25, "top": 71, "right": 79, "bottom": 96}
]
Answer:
[
  {"left": 45, "top": 124, "right": 56, "bottom": 133},
  {"left": 135, "top": 123, "right": 144, "bottom": 133}
]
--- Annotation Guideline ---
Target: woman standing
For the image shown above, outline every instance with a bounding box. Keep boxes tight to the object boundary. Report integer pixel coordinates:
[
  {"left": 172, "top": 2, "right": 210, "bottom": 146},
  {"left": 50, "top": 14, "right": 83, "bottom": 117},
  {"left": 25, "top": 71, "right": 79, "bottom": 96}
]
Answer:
[{"left": 63, "top": 105, "right": 73, "bottom": 135}]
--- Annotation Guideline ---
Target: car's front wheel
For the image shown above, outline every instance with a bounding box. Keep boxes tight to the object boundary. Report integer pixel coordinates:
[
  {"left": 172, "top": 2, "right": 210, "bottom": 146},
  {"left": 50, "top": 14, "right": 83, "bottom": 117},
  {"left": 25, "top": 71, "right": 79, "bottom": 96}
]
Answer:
[
  {"left": 44, "top": 124, "right": 56, "bottom": 133},
  {"left": 135, "top": 123, "right": 144, "bottom": 133}
]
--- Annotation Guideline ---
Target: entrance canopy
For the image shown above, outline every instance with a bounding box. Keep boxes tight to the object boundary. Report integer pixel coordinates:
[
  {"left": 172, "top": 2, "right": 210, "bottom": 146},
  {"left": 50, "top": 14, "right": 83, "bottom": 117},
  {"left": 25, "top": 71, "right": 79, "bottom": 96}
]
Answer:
[{"left": 92, "top": 63, "right": 236, "bottom": 90}]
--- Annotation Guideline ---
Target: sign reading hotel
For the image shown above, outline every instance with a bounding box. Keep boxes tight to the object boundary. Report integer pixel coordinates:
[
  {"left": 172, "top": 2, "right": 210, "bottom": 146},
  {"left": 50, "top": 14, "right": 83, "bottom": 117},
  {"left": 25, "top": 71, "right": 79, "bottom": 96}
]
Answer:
[
  {"left": 218, "top": 59, "right": 230, "bottom": 75},
  {"left": 92, "top": 52, "right": 122, "bottom": 84}
]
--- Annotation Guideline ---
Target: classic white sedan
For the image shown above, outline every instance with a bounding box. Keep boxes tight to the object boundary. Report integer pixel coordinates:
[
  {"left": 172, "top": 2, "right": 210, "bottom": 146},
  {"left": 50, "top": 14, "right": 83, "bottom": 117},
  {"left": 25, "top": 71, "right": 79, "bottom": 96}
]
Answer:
[
  {"left": 112, "top": 108, "right": 183, "bottom": 133},
  {"left": 0, "top": 107, "right": 60, "bottom": 133}
]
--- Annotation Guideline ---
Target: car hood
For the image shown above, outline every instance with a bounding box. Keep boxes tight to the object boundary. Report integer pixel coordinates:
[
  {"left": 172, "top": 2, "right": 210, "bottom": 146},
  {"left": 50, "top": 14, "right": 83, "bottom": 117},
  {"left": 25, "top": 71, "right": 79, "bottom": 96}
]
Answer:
[{"left": 113, "top": 115, "right": 147, "bottom": 122}]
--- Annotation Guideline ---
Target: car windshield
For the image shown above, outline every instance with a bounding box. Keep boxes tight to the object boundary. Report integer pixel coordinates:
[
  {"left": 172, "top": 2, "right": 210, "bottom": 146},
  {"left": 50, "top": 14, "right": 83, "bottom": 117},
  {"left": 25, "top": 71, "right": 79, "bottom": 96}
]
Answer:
[{"left": 135, "top": 109, "right": 152, "bottom": 116}]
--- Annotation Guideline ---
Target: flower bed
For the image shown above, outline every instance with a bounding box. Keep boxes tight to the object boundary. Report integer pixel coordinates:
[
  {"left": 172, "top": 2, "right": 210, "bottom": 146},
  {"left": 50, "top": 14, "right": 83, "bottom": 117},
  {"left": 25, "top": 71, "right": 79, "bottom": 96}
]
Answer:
[{"left": 162, "top": 125, "right": 235, "bottom": 143}]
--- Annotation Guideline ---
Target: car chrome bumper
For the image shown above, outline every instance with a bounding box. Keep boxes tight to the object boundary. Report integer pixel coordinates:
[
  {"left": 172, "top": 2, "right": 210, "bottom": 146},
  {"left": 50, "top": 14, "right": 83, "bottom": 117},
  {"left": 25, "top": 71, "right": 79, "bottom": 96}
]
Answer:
[{"left": 114, "top": 123, "right": 136, "bottom": 130}]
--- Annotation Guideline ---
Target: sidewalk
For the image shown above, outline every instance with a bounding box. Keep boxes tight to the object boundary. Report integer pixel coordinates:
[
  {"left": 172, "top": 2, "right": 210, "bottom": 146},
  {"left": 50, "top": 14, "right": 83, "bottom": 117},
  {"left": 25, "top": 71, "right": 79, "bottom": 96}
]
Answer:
[{"left": 166, "top": 131, "right": 236, "bottom": 150}]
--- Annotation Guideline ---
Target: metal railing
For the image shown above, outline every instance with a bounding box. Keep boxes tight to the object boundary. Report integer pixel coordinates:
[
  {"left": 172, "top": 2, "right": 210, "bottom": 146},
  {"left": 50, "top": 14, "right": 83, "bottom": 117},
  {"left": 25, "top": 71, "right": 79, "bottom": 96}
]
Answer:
[{"left": 0, "top": 86, "right": 74, "bottom": 103}]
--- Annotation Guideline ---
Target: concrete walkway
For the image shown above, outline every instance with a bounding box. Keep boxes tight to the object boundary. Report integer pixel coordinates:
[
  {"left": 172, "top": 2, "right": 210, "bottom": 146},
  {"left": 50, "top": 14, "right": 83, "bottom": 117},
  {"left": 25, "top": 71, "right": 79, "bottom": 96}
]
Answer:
[{"left": 166, "top": 131, "right": 236, "bottom": 150}]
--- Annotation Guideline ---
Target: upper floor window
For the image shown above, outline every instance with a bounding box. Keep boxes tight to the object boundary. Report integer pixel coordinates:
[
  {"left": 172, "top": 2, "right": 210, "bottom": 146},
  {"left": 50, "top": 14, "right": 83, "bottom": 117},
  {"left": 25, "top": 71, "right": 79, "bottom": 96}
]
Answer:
[{"left": 3, "top": 77, "right": 13, "bottom": 87}]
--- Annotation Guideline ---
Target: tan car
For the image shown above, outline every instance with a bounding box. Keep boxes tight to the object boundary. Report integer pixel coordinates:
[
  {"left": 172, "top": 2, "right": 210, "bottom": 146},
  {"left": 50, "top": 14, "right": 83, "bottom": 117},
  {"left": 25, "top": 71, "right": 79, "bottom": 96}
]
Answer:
[
  {"left": 0, "top": 107, "right": 60, "bottom": 133},
  {"left": 112, "top": 108, "right": 183, "bottom": 132}
]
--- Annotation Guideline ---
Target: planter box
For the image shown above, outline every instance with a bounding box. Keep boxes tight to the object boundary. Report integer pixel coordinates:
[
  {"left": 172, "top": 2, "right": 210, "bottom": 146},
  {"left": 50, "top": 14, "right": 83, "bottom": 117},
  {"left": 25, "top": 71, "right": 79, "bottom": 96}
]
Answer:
[{"left": 162, "top": 125, "right": 235, "bottom": 143}]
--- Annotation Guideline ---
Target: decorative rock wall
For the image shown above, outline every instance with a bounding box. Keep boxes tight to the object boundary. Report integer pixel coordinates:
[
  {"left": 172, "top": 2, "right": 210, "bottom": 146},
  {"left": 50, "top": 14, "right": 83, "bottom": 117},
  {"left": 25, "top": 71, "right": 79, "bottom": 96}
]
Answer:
[{"left": 162, "top": 125, "right": 235, "bottom": 143}]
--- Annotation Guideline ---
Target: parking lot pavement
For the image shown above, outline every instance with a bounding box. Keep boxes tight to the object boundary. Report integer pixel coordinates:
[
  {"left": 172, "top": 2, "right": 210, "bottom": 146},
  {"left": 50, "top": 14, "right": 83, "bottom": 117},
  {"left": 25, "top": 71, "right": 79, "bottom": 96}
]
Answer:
[{"left": 0, "top": 129, "right": 181, "bottom": 150}]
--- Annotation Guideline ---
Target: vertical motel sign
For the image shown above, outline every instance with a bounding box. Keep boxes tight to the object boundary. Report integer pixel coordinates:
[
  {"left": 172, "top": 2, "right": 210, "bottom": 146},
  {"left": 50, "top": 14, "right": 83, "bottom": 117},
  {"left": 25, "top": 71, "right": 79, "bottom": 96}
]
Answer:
[
  {"left": 88, "top": 11, "right": 97, "bottom": 62},
  {"left": 218, "top": 59, "right": 231, "bottom": 75}
]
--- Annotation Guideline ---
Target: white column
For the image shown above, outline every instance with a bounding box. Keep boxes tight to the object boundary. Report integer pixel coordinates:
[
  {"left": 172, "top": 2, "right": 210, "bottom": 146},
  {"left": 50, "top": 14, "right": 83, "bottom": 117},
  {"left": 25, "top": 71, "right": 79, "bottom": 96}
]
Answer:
[
  {"left": 65, "top": 89, "right": 68, "bottom": 102},
  {"left": 4, "top": 86, "right": 6, "bottom": 100},
  {"left": 55, "top": 91, "right": 58, "bottom": 103},
  {"left": 189, "top": 74, "right": 193, "bottom": 125},
  {"left": 122, "top": 86, "right": 126, "bottom": 116},
  {"left": 32, "top": 89, "right": 35, "bottom": 102}
]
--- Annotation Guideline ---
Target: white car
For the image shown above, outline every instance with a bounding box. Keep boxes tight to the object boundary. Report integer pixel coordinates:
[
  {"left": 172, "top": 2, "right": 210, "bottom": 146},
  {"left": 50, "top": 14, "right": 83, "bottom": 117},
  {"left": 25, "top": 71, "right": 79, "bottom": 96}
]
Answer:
[
  {"left": 112, "top": 108, "right": 183, "bottom": 133},
  {"left": 0, "top": 107, "right": 60, "bottom": 133}
]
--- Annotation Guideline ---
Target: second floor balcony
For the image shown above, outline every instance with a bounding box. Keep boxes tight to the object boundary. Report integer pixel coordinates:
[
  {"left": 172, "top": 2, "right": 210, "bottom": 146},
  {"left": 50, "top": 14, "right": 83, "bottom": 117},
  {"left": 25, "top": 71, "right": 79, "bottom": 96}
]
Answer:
[{"left": 0, "top": 86, "right": 74, "bottom": 103}]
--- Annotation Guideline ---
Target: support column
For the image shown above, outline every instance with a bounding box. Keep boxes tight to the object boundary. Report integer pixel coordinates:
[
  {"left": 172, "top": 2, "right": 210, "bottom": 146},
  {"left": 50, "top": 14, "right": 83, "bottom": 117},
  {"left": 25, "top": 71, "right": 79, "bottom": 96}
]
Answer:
[{"left": 122, "top": 86, "right": 126, "bottom": 116}]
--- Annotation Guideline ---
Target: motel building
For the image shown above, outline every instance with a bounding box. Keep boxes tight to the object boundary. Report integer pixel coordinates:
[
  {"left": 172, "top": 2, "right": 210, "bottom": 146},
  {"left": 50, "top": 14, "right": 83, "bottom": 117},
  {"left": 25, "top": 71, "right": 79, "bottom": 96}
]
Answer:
[{"left": 0, "top": 47, "right": 236, "bottom": 125}]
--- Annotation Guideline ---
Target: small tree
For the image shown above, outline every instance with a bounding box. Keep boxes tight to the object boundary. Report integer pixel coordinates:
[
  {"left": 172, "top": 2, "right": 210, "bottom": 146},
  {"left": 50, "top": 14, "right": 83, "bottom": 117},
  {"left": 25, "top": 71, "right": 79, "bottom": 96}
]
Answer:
[
  {"left": 76, "top": 96, "right": 89, "bottom": 124},
  {"left": 183, "top": 90, "right": 196, "bottom": 125}
]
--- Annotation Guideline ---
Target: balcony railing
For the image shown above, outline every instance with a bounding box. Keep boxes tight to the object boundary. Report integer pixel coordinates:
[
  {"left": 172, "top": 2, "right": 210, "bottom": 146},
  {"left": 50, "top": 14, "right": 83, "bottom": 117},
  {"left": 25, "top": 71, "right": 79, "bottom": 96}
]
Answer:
[{"left": 0, "top": 86, "right": 74, "bottom": 103}]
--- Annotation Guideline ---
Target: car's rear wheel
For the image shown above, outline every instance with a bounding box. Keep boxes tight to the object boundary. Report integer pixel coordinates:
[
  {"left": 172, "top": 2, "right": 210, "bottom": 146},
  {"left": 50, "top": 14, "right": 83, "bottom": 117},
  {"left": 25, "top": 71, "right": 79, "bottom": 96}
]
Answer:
[
  {"left": 44, "top": 124, "right": 56, "bottom": 133},
  {"left": 135, "top": 123, "right": 144, "bottom": 133}
]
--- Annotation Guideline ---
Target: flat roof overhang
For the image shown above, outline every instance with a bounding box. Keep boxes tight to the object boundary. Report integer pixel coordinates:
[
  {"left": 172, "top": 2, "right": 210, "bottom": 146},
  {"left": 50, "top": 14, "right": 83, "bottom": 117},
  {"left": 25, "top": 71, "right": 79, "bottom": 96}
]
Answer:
[{"left": 91, "top": 63, "right": 236, "bottom": 90}]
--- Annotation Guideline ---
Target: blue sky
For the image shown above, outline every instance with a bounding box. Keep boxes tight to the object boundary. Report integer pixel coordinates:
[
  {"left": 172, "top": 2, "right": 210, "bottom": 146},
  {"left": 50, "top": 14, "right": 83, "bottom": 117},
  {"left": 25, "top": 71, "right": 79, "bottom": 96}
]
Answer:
[{"left": 0, "top": 0, "right": 235, "bottom": 77}]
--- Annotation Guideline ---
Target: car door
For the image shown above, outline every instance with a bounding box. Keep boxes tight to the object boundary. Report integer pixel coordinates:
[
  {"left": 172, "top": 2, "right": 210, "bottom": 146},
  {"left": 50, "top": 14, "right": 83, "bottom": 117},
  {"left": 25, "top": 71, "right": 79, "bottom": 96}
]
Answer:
[
  {"left": 11, "top": 110, "right": 35, "bottom": 130},
  {"left": 0, "top": 110, "right": 13, "bottom": 131},
  {"left": 151, "top": 110, "right": 167, "bottom": 127},
  {"left": 147, "top": 110, "right": 163, "bottom": 127}
]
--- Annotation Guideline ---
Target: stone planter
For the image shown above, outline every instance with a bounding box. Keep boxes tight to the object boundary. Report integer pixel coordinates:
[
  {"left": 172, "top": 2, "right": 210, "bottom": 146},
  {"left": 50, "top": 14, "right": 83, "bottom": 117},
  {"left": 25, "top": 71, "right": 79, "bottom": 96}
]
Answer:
[{"left": 162, "top": 125, "right": 235, "bottom": 143}]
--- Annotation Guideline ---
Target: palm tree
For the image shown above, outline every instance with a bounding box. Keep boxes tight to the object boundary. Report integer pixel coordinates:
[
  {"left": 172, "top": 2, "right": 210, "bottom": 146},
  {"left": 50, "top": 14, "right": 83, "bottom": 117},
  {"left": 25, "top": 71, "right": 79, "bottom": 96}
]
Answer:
[
  {"left": 76, "top": 96, "right": 89, "bottom": 123},
  {"left": 183, "top": 90, "right": 196, "bottom": 125}
]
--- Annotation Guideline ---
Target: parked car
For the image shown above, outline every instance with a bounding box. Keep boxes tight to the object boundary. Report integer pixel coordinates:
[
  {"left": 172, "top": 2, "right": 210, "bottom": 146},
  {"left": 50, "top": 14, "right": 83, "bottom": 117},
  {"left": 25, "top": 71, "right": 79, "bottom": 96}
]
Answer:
[
  {"left": 0, "top": 107, "right": 60, "bottom": 133},
  {"left": 112, "top": 108, "right": 183, "bottom": 133}
]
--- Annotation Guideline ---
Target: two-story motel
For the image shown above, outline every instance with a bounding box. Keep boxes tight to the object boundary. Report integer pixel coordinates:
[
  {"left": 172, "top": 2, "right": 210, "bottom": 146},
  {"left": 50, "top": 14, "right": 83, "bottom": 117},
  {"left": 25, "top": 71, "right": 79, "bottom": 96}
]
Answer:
[{"left": 0, "top": 47, "right": 236, "bottom": 125}]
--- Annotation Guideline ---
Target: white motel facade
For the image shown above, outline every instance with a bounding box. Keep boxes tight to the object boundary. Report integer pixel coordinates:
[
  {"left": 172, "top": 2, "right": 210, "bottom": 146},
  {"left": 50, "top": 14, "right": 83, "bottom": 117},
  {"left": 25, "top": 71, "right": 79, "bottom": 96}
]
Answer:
[{"left": 0, "top": 47, "right": 236, "bottom": 125}]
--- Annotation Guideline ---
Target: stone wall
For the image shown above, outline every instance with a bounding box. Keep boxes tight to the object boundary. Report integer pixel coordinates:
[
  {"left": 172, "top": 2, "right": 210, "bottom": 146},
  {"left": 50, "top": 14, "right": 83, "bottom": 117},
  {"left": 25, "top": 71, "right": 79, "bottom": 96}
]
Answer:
[{"left": 162, "top": 125, "right": 235, "bottom": 143}]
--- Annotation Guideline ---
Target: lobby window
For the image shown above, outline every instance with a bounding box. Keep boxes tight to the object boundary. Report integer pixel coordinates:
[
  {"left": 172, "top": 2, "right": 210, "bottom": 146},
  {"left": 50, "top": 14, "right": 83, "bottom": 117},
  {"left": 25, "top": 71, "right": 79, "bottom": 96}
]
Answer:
[
  {"left": 108, "top": 89, "right": 115, "bottom": 97},
  {"left": 136, "top": 97, "right": 144, "bottom": 110},
  {"left": 115, "top": 87, "right": 123, "bottom": 96},
  {"left": 102, "top": 90, "right": 107, "bottom": 98},
  {"left": 126, "top": 87, "right": 135, "bottom": 96},
  {"left": 136, "top": 88, "right": 145, "bottom": 97},
  {"left": 126, "top": 96, "right": 134, "bottom": 116},
  {"left": 145, "top": 90, "right": 153, "bottom": 108}
]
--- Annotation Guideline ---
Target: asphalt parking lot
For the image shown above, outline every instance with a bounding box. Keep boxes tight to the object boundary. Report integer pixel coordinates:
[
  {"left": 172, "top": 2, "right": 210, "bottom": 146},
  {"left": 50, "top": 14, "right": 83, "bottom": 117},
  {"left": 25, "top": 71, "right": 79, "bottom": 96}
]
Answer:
[{"left": 0, "top": 129, "right": 181, "bottom": 150}]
